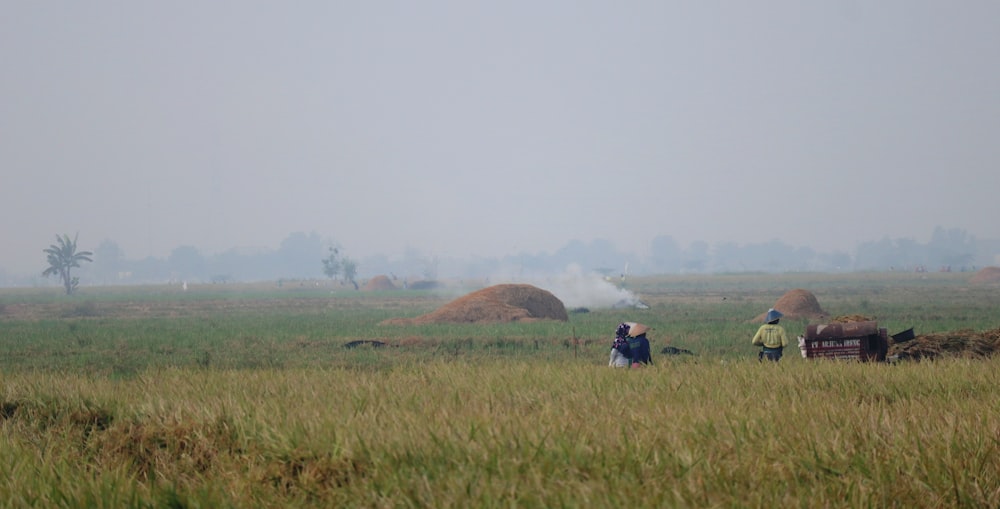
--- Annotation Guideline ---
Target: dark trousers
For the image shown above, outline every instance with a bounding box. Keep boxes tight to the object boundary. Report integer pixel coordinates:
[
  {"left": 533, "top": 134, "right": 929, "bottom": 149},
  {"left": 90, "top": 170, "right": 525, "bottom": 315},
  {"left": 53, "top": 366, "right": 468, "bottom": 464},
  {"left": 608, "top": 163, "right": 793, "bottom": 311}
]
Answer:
[{"left": 759, "top": 347, "right": 783, "bottom": 362}]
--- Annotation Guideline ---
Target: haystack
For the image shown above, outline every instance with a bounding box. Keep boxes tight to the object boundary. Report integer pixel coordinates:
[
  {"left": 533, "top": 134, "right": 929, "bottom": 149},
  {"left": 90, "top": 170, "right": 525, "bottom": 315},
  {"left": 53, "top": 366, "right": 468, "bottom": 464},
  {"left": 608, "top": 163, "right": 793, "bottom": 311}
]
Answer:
[
  {"left": 890, "top": 327, "right": 1000, "bottom": 360},
  {"left": 363, "top": 275, "right": 396, "bottom": 291},
  {"left": 830, "top": 314, "right": 873, "bottom": 323},
  {"left": 381, "top": 284, "right": 568, "bottom": 325},
  {"left": 752, "top": 288, "right": 827, "bottom": 322},
  {"left": 970, "top": 266, "right": 1000, "bottom": 284}
]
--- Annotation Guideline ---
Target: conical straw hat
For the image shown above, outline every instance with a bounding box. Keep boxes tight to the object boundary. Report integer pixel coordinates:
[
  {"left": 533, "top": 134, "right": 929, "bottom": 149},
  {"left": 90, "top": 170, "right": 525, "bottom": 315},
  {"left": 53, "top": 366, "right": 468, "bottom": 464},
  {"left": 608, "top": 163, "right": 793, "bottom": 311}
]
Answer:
[{"left": 626, "top": 322, "right": 651, "bottom": 337}]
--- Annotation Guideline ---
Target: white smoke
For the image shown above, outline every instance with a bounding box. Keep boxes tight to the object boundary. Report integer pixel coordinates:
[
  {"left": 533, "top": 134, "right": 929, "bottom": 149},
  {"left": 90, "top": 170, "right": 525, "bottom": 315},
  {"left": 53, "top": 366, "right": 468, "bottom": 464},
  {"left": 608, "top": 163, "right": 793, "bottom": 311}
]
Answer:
[{"left": 508, "top": 264, "right": 644, "bottom": 309}]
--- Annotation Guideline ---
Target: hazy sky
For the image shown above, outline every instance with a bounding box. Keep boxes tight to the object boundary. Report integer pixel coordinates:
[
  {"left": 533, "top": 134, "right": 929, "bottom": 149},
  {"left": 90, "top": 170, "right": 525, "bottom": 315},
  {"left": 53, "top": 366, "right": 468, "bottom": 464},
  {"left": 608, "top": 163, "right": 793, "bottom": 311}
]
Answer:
[{"left": 3, "top": 1, "right": 999, "bottom": 275}]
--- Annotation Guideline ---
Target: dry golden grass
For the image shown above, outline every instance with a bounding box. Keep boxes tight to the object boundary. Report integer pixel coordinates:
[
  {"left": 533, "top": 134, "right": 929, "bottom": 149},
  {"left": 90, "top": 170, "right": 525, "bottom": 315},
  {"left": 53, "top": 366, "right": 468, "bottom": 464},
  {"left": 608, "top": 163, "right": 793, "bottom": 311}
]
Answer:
[{"left": 3, "top": 358, "right": 1000, "bottom": 507}]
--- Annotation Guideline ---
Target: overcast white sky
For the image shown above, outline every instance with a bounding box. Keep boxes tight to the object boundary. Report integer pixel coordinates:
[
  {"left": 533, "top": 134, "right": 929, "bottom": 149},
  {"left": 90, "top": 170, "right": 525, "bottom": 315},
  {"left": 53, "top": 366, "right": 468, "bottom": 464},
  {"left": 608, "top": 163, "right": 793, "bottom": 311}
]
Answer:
[{"left": 2, "top": 1, "right": 998, "bottom": 276}]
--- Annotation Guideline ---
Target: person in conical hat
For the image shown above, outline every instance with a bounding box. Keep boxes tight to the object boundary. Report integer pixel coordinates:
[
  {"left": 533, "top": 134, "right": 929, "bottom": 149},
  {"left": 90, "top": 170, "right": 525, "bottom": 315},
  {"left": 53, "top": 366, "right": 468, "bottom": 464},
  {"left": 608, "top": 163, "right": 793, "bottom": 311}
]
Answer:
[
  {"left": 752, "top": 308, "right": 788, "bottom": 362},
  {"left": 625, "top": 322, "right": 653, "bottom": 367}
]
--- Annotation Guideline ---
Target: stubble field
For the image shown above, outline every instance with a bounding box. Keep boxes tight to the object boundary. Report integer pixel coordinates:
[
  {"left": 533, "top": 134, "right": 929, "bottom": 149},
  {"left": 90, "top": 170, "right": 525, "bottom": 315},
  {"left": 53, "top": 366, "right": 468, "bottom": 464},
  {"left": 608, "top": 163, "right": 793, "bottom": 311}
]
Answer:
[{"left": 1, "top": 272, "right": 999, "bottom": 507}]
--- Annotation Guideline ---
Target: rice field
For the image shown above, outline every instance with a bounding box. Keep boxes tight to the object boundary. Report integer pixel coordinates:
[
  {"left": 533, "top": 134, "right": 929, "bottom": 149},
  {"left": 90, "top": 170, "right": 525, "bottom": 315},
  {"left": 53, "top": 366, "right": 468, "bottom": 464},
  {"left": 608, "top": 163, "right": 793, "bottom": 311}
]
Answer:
[{"left": 1, "top": 272, "right": 998, "bottom": 507}]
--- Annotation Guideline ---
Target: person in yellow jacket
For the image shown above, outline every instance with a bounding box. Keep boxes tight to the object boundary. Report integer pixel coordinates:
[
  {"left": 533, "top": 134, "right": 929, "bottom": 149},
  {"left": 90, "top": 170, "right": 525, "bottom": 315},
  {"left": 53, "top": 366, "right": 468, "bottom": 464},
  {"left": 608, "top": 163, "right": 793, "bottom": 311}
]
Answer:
[{"left": 752, "top": 308, "right": 789, "bottom": 362}]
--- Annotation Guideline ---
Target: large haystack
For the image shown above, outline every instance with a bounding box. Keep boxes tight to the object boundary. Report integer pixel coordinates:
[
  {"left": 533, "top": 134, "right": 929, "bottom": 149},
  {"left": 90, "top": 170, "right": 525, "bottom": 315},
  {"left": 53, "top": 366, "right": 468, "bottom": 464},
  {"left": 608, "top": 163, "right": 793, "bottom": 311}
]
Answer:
[
  {"left": 752, "top": 288, "right": 827, "bottom": 322},
  {"left": 363, "top": 275, "right": 396, "bottom": 291},
  {"left": 970, "top": 266, "right": 1000, "bottom": 284},
  {"left": 890, "top": 327, "right": 1000, "bottom": 360},
  {"left": 381, "top": 284, "right": 568, "bottom": 325}
]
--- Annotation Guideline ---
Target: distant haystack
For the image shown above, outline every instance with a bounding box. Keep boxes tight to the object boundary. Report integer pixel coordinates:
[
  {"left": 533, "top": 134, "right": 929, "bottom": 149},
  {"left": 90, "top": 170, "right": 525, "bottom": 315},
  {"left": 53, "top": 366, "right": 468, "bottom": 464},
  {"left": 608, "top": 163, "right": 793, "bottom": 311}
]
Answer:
[
  {"left": 382, "top": 284, "right": 568, "bottom": 325},
  {"left": 363, "top": 275, "right": 396, "bottom": 291},
  {"left": 970, "top": 266, "right": 1000, "bottom": 284},
  {"left": 406, "top": 280, "right": 441, "bottom": 290},
  {"left": 752, "top": 288, "right": 827, "bottom": 322}
]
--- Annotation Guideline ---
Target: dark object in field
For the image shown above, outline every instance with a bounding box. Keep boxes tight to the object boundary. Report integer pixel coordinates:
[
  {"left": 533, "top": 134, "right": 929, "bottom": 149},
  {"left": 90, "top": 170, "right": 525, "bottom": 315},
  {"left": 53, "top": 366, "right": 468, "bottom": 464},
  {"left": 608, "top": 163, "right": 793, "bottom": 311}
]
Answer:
[
  {"left": 891, "top": 327, "right": 915, "bottom": 343},
  {"left": 570, "top": 307, "right": 590, "bottom": 314},
  {"left": 343, "top": 340, "right": 386, "bottom": 349},
  {"left": 660, "top": 346, "right": 695, "bottom": 356},
  {"left": 407, "top": 280, "right": 440, "bottom": 290}
]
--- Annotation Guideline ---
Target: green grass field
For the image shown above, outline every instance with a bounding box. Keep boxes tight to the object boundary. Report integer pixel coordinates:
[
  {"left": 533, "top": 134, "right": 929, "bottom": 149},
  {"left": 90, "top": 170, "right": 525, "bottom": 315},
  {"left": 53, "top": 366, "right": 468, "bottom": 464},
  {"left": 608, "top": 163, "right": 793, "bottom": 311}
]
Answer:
[{"left": 1, "top": 272, "right": 998, "bottom": 507}]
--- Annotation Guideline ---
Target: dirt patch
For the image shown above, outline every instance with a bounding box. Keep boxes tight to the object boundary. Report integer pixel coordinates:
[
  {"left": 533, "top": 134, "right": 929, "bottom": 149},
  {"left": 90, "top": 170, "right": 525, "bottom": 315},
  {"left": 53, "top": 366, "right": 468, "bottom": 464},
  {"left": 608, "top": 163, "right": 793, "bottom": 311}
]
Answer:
[
  {"left": 381, "top": 284, "right": 568, "bottom": 325},
  {"left": 890, "top": 327, "right": 1000, "bottom": 360},
  {"left": 970, "top": 266, "right": 1000, "bottom": 284},
  {"left": 752, "top": 288, "right": 827, "bottom": 322},
  {"left": 362, "top": 275, "right": 396, "bottom": 291}
]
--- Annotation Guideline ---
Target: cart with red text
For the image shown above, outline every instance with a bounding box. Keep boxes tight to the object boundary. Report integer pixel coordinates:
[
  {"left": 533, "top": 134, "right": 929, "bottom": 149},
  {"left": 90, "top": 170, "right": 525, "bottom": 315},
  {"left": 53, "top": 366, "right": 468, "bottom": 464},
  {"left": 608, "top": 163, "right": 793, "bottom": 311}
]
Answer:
[{"left": 798, "top": 320, "right": 889, "bottom": 362}]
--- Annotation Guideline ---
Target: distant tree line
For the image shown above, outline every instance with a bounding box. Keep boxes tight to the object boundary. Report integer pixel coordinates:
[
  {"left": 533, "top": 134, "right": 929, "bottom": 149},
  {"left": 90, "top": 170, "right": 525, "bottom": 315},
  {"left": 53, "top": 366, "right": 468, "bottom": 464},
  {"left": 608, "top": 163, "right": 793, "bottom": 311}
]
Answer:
[
  {"left": 484, "top": 227, "right": 993, "bottom": 277},
  {"left": 81, "top": 232, "right": 355, "bottom": 285},
  {"left": 17, "top": 226, "right": 997, "bottom": 290},
  {"left": 852, "top": 227, "right": 987, "bottom": 272}
]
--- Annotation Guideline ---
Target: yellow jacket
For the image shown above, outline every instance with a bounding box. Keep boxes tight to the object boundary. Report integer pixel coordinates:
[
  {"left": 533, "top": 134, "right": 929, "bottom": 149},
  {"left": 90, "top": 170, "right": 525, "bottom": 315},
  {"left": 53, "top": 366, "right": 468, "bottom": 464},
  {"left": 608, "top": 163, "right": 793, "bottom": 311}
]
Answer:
[{"left": 752, "top": 323, "right": 789, "bottom": 349}]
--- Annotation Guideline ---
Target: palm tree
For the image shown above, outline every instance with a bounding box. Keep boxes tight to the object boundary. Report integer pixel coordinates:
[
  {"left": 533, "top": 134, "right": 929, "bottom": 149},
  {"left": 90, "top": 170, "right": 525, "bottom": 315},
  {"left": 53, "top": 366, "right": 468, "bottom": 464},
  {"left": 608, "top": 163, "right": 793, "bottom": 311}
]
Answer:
[{"left": 42, "top": 233, "right": 93, "bottom": 295}]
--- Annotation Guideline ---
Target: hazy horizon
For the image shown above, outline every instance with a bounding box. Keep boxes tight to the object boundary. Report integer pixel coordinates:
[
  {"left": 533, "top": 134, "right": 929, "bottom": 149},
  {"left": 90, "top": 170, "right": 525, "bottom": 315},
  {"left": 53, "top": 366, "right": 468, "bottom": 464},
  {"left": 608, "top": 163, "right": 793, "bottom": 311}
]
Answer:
[{"left": 4, "top": 2, "right": 998, "bottom": 277}]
